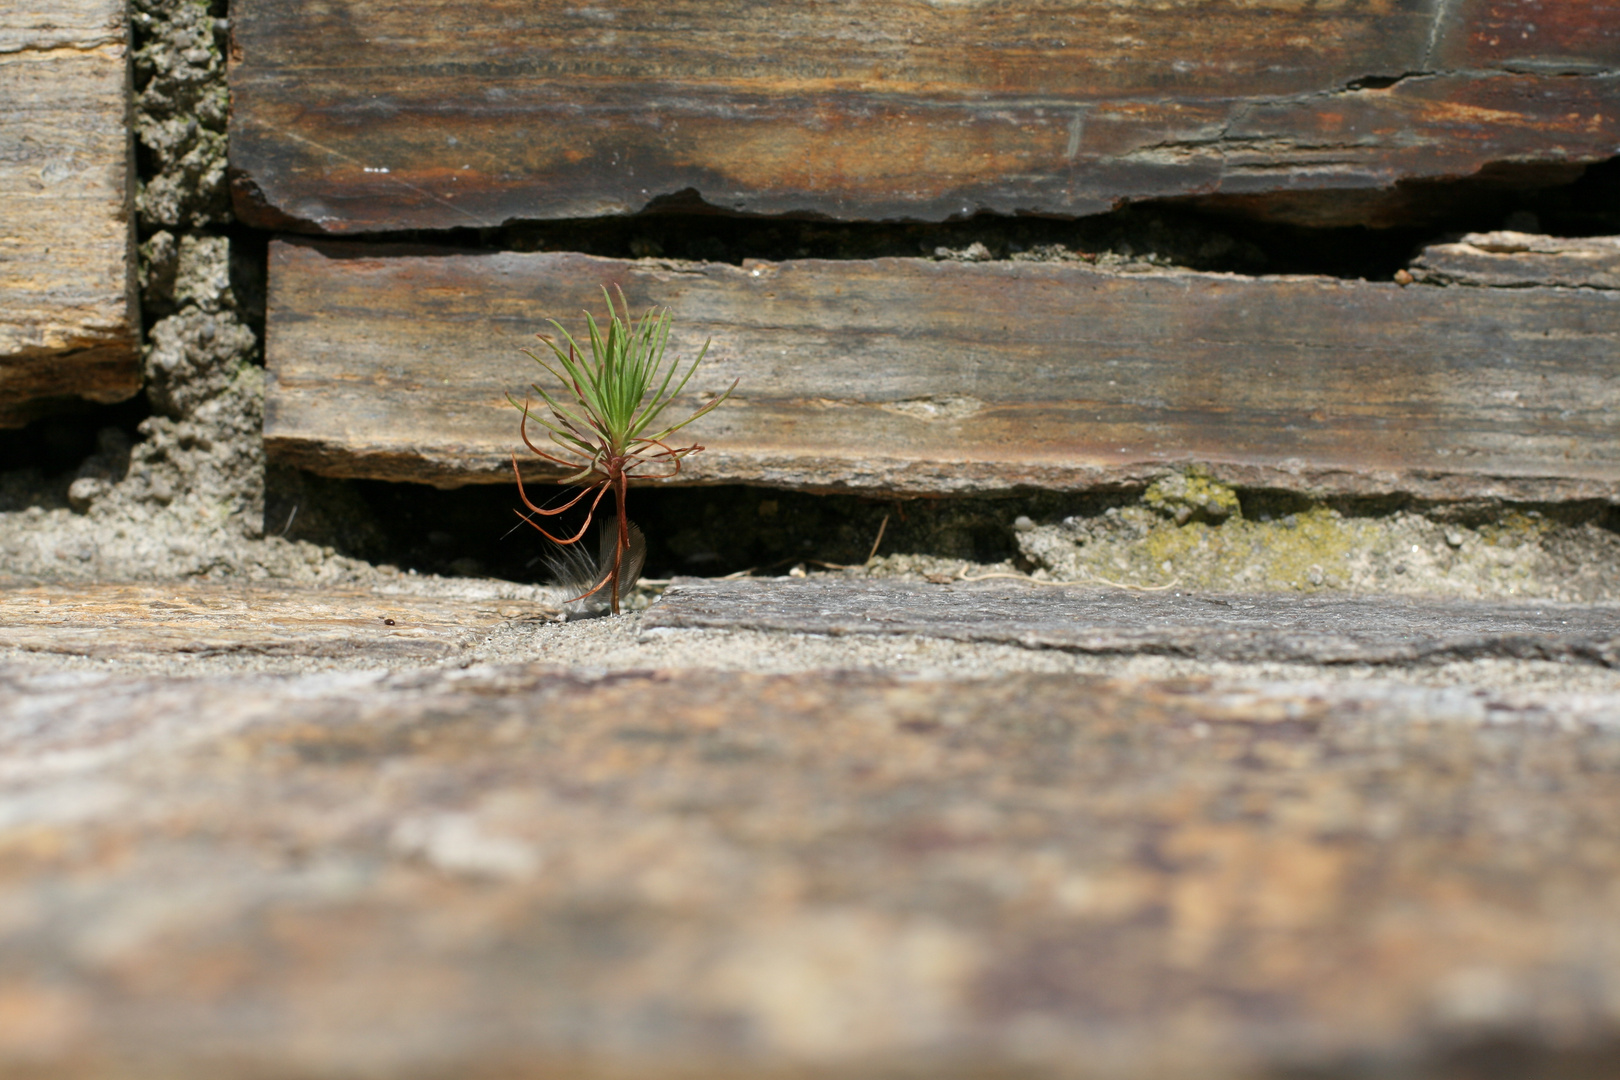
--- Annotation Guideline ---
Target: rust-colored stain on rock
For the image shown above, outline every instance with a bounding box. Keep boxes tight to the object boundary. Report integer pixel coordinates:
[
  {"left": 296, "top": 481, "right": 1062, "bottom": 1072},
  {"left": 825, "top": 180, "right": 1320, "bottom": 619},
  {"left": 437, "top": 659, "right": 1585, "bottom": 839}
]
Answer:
[{"left": 228, "top": 0, "right": 1620, "bottom": 230}]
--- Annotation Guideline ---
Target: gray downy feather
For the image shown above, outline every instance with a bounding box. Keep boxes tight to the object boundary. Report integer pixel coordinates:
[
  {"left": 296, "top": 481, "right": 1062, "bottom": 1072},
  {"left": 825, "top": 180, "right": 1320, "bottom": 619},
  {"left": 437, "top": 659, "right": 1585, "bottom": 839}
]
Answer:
[{"left": 544, "top": 519, "right": 646, "bottom": 620}]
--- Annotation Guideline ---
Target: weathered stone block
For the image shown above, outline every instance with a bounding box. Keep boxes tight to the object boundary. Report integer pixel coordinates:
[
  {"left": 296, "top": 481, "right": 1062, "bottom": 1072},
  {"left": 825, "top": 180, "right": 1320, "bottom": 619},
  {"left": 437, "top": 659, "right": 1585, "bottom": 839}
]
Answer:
[
  {"left": 228, "top": 0, "right": 1620, "bottom": 231},
  {"left": 647, "top": 578, "right": 1620, "bottom": 666},
  {"left": 0, "top": 0, "right": 140, "bottom": 426},
  {"left": 1413, "top": 230, "right": 1620, "bottom": 290},
  {"left": 0, "top": 580, "right": 555, "bottom": 661},
  {"left": 262, "top": 238, "right": 1620, "bottom": 500}
]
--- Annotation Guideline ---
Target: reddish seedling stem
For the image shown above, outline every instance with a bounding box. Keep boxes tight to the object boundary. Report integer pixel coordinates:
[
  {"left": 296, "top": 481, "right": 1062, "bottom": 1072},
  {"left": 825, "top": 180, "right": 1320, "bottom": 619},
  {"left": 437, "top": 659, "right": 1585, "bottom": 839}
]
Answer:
[{"left": 512, "top": 415, "right": 702, "bottom": 615}]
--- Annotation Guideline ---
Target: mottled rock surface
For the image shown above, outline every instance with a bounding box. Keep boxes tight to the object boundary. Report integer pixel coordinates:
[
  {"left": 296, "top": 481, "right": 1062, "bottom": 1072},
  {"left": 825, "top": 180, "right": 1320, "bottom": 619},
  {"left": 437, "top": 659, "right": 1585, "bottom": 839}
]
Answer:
[
  {"left": 229, "top": 0, "right": 1620, "bottom": 229},
  {"left": 0, "top": 580, "right": 555, "bottom": 662},
  {"left": 263, "top": 241, "right": 1620, "bottom": 502},
  {"left": 1412, "top": 231, "right": 1620, "bottom": 290},
  {"left": 3, "top": 579, "right": 1620, "bottom": 1078},
  {"left": 649, "top": 578, "right": 1620, "bottom": 666},
  {"left": 2, "top": 659, "right": 1620, "bottom": 1079}
]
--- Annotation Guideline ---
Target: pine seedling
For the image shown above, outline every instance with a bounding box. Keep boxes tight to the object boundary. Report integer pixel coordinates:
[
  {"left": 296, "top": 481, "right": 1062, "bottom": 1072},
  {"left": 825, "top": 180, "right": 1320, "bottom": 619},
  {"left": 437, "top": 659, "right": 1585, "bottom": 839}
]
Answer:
[{"left": 510, "top": 286, "right": 735, "bottom": 614}]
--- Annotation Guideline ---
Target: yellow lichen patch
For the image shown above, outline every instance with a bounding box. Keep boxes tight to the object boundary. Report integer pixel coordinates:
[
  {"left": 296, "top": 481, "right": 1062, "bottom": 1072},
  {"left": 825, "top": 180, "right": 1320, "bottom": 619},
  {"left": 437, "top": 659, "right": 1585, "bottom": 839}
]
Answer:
[
  {"left": 1017, "top": 483, "right": 1607, "bottom": 600},
  {"left": 1143, "top": 469, "right": 1242, "bottom": 525},
  {"left": 1122, "top": 504, "right": 1365, "bottom": 591},
  {"left": 1477, "top": 510, "right": 1554, "bottom": 549}
]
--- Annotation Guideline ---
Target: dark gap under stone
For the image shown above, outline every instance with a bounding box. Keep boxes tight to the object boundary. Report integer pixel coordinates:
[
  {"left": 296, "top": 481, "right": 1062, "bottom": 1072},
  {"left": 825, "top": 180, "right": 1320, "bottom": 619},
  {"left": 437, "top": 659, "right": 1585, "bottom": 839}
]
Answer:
[
  {"left": 264, "top": 469, "right": 1620, "bottom": 589},
  {"left": 283, "top": 478, "right": 1076, "bottom": 582},
  {"left": 0, "top": 398, "right": 151, "bottom": 511},
  {"left": 321, "top": 152, "right": 1620, "bottom": 283}
]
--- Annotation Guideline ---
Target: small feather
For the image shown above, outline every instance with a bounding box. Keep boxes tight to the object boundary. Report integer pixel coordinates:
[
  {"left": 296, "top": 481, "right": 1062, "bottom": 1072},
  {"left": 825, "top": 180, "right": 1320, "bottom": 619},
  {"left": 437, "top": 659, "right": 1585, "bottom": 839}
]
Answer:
[{"left": 544, "top": 518, "right": 645, "bottom": 621}]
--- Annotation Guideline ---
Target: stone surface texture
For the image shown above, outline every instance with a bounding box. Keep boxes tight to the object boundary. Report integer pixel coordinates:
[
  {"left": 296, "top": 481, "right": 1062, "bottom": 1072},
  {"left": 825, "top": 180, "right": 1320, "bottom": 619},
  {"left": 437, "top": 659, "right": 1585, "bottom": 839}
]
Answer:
[
  {"left": 1412, "top": 230, "right": 1620, "bottom": 290},
  {"left": 228, "top": 0, "right": 1620, "bottom": 230},
  {"left": 6, "top": 3, "right": 1620, "bottom": 1076},
  {"left": 2, "top": 656, "right": 1620, "bottom": 1079},
  {"left": 5, "top": 580, "right": 1620, "bottom": 1078},
  {"left": 648, "top": 577, "right": 1620, "bottom": 666},
  {"left": 0, "top": 0, "right": 139, "bottom": 425},
  {"left": 263, "top": 240, "right": 1620, "bottom": 501},
  {"left": 0, "top": 580, "right": 555, "bottom": 662}
]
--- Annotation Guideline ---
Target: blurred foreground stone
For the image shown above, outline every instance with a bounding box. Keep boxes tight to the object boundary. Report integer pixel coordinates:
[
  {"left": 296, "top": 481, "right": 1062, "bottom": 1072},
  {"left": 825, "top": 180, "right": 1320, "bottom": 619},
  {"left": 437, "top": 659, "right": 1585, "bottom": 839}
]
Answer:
[{"left": 3, "top": 657, "right": 1620, "bottom": 1078}]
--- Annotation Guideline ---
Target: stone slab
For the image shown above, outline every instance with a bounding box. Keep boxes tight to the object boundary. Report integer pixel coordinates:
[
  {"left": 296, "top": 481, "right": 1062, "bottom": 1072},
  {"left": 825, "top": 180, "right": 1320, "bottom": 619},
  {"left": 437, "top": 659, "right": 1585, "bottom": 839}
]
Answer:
[
  {"left": 646, "top": 577, "right": 1620, "bottom": 666},
  {"left": 2, "top": 662, "right": 1620, "bottom": 1078},
  {"left": 0, "top": 0, "right": 140, "bottom": 426},
  {"left": 263, "top": 239, "right": 1620, "bottom": 500},
  {"left": 227, "top": 0, "right": 1620, "bottom": 230},
  {"left": 1413, "top": 230, "right": 1620, "bottom": 290},
  {"left": 0, "top": 581, "right": 556, "bottom": 662}
]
